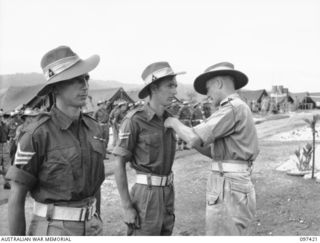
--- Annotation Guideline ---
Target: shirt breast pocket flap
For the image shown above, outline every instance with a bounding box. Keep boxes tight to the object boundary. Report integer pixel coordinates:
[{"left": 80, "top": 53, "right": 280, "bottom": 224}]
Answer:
[
  {"left": 90, "top": 139, "right": 105, "bottom": 156},
  {"left": 142, "top": 133, "right": 161, "bottom": 148}
]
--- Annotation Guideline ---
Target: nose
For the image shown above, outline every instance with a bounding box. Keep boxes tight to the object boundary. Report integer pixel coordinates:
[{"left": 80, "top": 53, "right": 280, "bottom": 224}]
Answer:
[
  {"left": 172, "top": 87, "right": 177, "bottom": 96},
  {"left": 82, "top": 79, "right": 89, "bottom": 90}
]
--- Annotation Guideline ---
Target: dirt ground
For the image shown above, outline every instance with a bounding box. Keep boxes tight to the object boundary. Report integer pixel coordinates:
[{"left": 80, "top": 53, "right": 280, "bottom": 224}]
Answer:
[{"left": 1, "top": 110, "right": 320, "bottom": 236}]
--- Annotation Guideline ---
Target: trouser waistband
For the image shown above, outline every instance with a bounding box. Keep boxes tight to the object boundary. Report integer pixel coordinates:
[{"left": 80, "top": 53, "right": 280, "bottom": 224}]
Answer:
[
  {"left": 211, "top": 160, "right": 253, "bottom": 174},
  {"left": 135, "top": 172, "right": 174, "bottom": 187},
  {"left": 33, "top": 198, "right": 96, "bottom": 222}
]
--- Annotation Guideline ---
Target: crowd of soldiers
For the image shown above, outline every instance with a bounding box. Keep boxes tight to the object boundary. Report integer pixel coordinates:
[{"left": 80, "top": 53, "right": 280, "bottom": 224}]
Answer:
[
  {"left": 0, "top": 97, "right": 213, "bottom": 185},
  {"left": 93, "top": 98, "right": 214, "bottom": 153},
  {"left": 93, "top": 99, "right": 145, "bottom": 155},
  {"left": 167, "top": 100, "right": 213, "bottom": 150},
  {"left": 0, "top": 108, "right": 41, "bottom": 189}
]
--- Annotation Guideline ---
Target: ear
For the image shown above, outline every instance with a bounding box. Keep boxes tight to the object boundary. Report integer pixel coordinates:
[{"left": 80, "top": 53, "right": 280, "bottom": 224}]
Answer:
[
  {"left": 52, "top": 86, "right": 59, "bottom": 95},
  {"left": 216, "top": 78, "right": 223, "bottom": 89},
  {"left": 149, "top": 83, "right": 158, "bottom": 95}
]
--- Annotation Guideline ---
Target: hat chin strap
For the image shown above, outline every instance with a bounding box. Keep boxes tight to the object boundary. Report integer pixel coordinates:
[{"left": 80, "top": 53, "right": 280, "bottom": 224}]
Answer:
[{"left": 43, "top": 55, "right": 81, "bottom": 80}]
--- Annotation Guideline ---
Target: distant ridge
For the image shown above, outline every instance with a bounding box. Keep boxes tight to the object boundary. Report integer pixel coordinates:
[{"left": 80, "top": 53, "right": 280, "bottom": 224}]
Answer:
[
  {"left": 0, "top": 73, "right": 205, "bottom": 101},
  {"left": 0, "top": 73, "right": 141, "bottom": 91}
]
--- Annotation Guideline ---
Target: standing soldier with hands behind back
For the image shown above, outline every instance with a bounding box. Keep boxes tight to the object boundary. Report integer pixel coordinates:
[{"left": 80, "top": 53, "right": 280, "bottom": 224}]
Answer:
[
  {"left": 94, "top": 100, "right": 111, "bottom": 154},
  {"left": 113, "top": 62, "right": 185, "bottom": 235},
  {"left": 164, "top": 62, "right": 259, "bottom": 236},
  {"left": 6, "top": 46, "right": 106, "bottom": 236}
]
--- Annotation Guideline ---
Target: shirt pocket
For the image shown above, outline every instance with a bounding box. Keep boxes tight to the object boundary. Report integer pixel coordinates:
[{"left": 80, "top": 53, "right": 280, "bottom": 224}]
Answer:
[
  {"left": 40, "top": 146, "right": 79, "bottom": 190},
  {"left": 141, "top": 133, "right": 161, "bottom": 163},
  {"left": 89, "top": 139, "right": 106, "bottom": 187}
]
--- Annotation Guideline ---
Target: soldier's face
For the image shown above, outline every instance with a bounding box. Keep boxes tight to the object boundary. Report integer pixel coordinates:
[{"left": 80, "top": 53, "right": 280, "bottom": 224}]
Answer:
[
  {"left": 152, "top": 77, "right": 178, "bottom": 106},
  {"left": 56, "top": 75, "right": 89, "bottom": 108},
  {"left": 206, "top": 77, "right": 222, "bottom": 107}
]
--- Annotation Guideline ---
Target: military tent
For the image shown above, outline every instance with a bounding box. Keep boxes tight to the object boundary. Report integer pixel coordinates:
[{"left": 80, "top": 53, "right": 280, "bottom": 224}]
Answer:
[
  {"left": 0, "top": 84, "right": 45, "bottom": 112},
  {"left": 89, "top": 87, "right": 138, "bottom": 109}
]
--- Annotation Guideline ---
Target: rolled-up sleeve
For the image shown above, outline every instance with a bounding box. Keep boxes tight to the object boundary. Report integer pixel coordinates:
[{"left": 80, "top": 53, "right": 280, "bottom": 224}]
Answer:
[
  {"left": 5, "top": 130, "right": 42, "bottom": 189},
  {"left": 112, "top": 117, "right": 137, "bottom": 161},
  {"left": 193, "top": 104, "right": 236, "bottom": 146}
]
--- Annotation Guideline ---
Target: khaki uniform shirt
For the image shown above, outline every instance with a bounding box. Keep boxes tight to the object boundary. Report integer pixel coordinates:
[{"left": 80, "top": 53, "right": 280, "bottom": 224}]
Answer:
[
  {"left": 6, "top": 106, "right": 106, "bottom": 203},
  {"left": 194, "top": 93, "right": 259, "bottom": 162},
  {"left": 112, "top": 103, "right": 176, "bottom": 176}
]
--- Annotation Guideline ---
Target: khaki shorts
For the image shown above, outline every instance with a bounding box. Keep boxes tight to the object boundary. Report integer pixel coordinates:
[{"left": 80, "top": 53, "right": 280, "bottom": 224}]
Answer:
[{"left": 206, "top": 171, "right": 256, "bottom": 236}]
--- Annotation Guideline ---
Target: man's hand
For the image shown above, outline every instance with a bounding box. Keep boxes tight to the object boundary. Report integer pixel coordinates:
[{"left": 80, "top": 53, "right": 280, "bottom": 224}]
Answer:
[
  {"left": 164, "top": 117, "right": 178, "bottom": 128},
  {"left": 123, "top": 205, "right": 140, "bottom": 229},
  {"left": 165, "top": 117, "right": 201, "bottom": 148}
]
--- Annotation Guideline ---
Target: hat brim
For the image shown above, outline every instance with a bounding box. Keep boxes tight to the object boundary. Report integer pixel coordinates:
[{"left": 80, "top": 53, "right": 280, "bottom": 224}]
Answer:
[
  {"left": 37, "top": 55, "right": 100, "bottom": 96},
  {"left": 193, "top": 70, "right": 248, "bottom": 95},
  {"left": 138, "top": 72, "right": 185, "bottom": 99}
]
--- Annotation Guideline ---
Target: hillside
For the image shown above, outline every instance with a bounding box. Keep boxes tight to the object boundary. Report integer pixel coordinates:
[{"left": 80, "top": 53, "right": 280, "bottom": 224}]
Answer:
[
  {"left": 0, "top": 73, "right": 141, "bottom": 91},
  {"left": 0, "top": 73, "right": 203, "bottom": 101}
]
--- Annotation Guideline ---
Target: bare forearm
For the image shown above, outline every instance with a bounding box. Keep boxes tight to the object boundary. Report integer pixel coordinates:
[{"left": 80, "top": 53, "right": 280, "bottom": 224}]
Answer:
[
  {"left": 114, "top": 157, "right": 133, "bottom": 209},
  {"left": 193, "top": 144, "right": 212, "bottom": 158},
  {"left": 169, "top": 118, "right": 200, "bottom": 147}
]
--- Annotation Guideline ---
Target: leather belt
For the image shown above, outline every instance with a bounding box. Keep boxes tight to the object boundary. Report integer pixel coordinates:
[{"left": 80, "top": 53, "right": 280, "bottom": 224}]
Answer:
[
  {"left": 33, "top": 199, "right": 96, "bottom": 222},
  {"left": 211, "top": 160, "right": 253, "bottom": 173},
  {"left": 136, "top": 172, "right": 174, "bottom": 186}
]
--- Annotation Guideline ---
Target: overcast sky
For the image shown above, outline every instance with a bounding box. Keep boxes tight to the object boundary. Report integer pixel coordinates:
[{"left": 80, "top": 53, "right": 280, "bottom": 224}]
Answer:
[{"left": 0, "top": 0, "right": 319, "bottom": 92}]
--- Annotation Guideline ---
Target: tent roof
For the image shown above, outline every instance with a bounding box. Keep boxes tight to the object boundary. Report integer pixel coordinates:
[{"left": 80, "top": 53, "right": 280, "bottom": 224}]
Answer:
[
  {"left": 0, "top": 84, "right": 43, "bottom": 112},
  {"left": 238, "top": 89, "right": 268, "bottom": 102},
  {"left": 88, "top": 87, "right": 138, "bottom": 109},
  {"left": 289, "top": 92, "right": 309, "bottom": 102}
]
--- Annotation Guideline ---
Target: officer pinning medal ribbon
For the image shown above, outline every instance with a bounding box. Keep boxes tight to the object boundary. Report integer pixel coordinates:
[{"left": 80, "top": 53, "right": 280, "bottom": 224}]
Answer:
[{"left": 1, "top": 3, "right": 318, "bottom": 238}]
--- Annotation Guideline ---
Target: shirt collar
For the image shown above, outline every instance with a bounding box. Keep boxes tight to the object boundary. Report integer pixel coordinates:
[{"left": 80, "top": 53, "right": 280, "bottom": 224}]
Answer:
[
  {"left": 144, "top": 103, "right": 171, "bottom": 122},
  {"left": 144, "top": 103, "right": 156, "bottom": 122},
  {"left": 219, "top": 93, "right": 239, "bottom": 107},
  {"left": 51, "top": 105, "right": 88, "bottom": 130}
]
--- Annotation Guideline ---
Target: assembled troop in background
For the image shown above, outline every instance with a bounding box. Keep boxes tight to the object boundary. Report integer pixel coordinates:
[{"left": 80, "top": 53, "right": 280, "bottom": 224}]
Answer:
[
  {"left": 110, "top": 101, "right": 128, "bottom": 147},
  {"left": 191, "top": 103, "right": 205, "bottom": 127},
  {"left": 166, "top": 99, "right": 211, "bottom": 150},
  {"left": 0, "top": 108, "right": 40, "bottom": 190},
  {"left": 0, "top": 111, "right": 10, "bottom": 189},
  {"left": 177, "top": 101, "right": 192, "bottom": 150},
  {"left": 94, "top": 100, "right": 112, "bottom": 155}
]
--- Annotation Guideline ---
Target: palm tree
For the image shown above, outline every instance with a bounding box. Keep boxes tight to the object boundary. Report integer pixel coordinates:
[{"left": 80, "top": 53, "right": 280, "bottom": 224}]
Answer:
[{"left": 303, "top": 114, "right": 320, "bottom": 179}]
